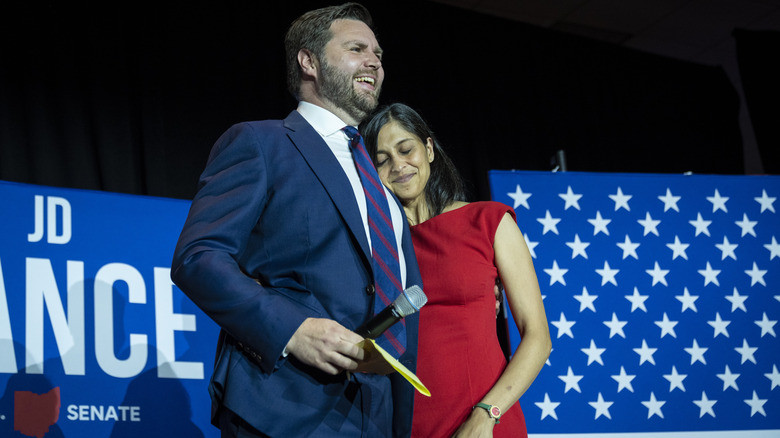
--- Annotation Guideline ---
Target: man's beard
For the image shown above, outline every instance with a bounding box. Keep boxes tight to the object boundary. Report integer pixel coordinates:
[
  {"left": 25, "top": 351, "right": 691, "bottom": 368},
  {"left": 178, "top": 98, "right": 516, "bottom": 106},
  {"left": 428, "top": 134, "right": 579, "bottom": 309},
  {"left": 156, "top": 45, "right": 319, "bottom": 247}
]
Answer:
[{"left": 319, "top": 59, "right": 380, "bottom": 123}]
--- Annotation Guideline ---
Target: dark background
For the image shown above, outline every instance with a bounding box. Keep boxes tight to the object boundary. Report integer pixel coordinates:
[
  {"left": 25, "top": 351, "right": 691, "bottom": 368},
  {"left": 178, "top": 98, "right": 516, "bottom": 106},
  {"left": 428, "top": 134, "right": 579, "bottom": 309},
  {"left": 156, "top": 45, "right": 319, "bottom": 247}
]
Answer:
[{"left": 1, "top": 0, "right": 777, "bottom": 202}]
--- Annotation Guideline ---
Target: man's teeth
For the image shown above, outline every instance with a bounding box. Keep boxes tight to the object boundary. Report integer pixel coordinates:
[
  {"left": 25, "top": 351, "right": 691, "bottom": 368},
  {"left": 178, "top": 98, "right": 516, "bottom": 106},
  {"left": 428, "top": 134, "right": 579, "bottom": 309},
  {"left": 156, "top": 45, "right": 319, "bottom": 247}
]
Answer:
[{"left": 355, "top": 77, "right": 375, "bottom": 85}]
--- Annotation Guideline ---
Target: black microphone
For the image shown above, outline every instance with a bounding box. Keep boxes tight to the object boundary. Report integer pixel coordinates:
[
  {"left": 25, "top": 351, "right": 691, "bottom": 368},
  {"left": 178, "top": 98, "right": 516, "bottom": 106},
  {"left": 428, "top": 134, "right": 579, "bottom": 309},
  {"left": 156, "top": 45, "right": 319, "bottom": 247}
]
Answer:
[{"left": 357, "top": 285, "right": 427, "bottom": 339}]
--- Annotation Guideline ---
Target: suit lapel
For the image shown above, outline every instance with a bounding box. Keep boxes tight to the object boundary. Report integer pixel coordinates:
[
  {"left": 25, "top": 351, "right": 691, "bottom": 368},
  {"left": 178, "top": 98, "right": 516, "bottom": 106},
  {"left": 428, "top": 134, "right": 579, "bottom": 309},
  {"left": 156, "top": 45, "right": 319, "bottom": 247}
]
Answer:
[{"left": 283, "top": 111, "right": 372, "bottom": 265}]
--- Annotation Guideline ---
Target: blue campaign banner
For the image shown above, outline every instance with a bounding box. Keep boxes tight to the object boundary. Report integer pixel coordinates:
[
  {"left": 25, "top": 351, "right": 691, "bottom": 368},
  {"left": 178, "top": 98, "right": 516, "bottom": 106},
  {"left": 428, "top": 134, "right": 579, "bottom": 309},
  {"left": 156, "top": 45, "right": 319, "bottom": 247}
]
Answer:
[
  {"left": 489, "top": 171, "right": 780, "bottom": 436},
  {"left": 0, "top": 180, "right": 220, "bottom": 438}
]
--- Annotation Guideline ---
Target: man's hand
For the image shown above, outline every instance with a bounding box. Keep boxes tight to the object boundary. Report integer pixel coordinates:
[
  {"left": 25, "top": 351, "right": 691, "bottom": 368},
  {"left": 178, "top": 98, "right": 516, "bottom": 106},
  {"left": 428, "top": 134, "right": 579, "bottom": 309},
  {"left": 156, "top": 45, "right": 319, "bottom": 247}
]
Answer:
[
  {"left": 285, "top": 318, "right": 366, "bottom": 375},
  {"left": 354, "top": 341, "right": 395, "bottom": 375},
  {"left": 494, "top": 280, "right": 503, "bottom": 318}
]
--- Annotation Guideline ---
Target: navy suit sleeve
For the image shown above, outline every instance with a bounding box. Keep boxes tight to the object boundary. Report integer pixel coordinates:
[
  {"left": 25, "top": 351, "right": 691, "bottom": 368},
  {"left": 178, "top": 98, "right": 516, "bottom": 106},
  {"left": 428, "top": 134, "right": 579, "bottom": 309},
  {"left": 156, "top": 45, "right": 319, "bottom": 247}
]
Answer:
[{"left": 171, "top": 122, "right": 312, "bottom": 373}]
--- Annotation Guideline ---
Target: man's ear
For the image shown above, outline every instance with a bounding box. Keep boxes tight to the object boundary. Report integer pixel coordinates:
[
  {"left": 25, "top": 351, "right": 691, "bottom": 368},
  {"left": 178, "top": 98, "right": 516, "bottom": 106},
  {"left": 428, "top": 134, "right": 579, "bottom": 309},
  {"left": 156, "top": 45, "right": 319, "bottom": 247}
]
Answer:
[{"left": 298, "top": 49, "right": 318, "bottom": 78}]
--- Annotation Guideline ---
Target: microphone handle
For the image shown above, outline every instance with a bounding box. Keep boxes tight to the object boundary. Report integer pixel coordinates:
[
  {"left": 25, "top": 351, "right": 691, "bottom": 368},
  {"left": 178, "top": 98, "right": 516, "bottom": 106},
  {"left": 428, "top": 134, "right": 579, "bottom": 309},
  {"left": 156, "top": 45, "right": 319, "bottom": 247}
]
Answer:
[{"left": 356, "top": 305, "right": 400, "bottom": 339}]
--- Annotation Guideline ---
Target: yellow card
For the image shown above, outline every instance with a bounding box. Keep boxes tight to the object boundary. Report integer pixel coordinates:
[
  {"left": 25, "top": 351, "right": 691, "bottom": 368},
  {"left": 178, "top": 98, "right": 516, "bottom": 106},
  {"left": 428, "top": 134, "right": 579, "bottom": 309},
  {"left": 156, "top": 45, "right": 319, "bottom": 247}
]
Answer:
[{"left": 359, "top": 339, "right": 431, "bottom": 397}]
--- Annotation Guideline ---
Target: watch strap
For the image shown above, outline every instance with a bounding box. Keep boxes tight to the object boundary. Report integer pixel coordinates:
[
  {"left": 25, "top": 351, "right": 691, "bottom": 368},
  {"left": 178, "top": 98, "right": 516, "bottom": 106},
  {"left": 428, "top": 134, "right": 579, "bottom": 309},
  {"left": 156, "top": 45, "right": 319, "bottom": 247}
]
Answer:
[{"left": 473, "top": 402, "right": 501, "bottom": 424}]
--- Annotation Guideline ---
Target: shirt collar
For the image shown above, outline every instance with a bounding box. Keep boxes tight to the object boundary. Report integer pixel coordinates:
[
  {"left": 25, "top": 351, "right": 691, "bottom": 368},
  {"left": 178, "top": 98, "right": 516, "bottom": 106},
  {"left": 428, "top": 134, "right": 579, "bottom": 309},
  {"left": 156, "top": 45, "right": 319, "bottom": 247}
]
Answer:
[{"left": 297, "top": 101, "right": 353, "bottom": 138}]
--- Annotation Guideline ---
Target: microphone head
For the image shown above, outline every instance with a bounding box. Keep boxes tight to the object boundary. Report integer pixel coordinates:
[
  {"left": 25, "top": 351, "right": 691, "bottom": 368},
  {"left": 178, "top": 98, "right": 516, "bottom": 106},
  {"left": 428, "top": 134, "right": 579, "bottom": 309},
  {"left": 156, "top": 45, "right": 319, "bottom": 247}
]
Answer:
[{"left": 393, "top": 285, "right": 427, "bottom": 318}]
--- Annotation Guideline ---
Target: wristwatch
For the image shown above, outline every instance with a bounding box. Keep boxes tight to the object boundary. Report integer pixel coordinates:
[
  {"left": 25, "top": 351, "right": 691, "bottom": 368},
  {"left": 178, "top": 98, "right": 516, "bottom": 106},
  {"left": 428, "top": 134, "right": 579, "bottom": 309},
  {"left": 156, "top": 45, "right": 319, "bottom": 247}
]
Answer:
[{"left": 473, "top": 402, "right": 501, "bottom": 424}]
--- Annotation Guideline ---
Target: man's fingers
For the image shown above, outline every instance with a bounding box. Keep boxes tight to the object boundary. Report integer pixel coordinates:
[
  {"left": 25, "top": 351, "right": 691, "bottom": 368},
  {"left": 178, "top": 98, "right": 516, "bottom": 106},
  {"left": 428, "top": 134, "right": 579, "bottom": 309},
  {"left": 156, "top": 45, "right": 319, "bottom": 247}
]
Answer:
[{"left": 286, "top": 318, "right": 371, "bottom": 374}]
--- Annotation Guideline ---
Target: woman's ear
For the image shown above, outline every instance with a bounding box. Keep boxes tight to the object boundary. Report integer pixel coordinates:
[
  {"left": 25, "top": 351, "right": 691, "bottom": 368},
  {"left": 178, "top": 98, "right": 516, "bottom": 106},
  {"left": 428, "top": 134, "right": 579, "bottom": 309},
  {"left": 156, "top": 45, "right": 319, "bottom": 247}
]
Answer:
[{"left": 426, "top": 137, "right": 435, "bottom": 163}]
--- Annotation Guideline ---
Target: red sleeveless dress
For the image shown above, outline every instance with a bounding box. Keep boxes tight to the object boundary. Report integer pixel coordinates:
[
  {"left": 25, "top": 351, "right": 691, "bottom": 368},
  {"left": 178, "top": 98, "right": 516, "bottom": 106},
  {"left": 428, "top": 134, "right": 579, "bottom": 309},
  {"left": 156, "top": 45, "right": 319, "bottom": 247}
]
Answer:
[{"left": 410, "top": 202, "right": 527, "bottom": 438}]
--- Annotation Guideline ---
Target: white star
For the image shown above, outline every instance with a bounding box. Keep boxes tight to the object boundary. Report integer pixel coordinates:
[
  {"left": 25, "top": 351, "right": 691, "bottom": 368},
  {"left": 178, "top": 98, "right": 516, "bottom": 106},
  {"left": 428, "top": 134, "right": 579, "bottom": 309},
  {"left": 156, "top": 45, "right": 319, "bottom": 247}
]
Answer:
[
  {"left": 715, "top": 236, "right": 738, "bottom": 260},
  {"left": 693, "top": 391, "right": 717, "bottom": 418},
  {"left": 523, "top": 233, "right": 538, "bottom": 259},
  {"left": 717, "top": 365, "right": 740, "bottom": 391},
  {"left": 754, "top": 189, "right": 776, "bottom": 213},
  {"left": 744, "top": 391, "right": 767, "bottom": 417},
  {"left": 765, "top": 236, "right": 780, "bottom": 260},
  {"left": 755, "top": 312, "right": 777, "bottom": 337},
  {"left": 573, "top": 287, "right": 598, "bottom": 312},
  {"left": 537, "top": 210, "right": 561, "bottom": 235},
  {"left": 655, "top": 313, "right": 678, "bottom": 338},
  {"left": 685, "top": 339, "right": 708, "bottom": 365},
  {"left": 725, "top": 287, "right": 748, "bottom": 312},
  {"left": 658, "top": 188, "right": 681, "bottom": 212},
  {"left": 558, "top": 366, "right": 583, "bottom": 393},
  {"left": 588, "top": 211, "right": 611, "bottom": 236},
  {"left": 735, "top": 213, "right": 758, "bottom": 237},
  {"left": 642, "top": 392, "right": 665, "bottom": 419},
  {"left": 646, "top": 262, "right": 669, "bottom": 286},
  {"left": 745, "top": 262, "right": 767, "bottom": 286},
  {"left": 551, "top": 312, "right": 576, "bottom": 339},
  {"left": 596, "top": 261, "right": 619, "bottom": 286},
  {"left": 507, "top": 185, "right": 531, "bottom": 209},
  {"left": 663, "top": 365, "right": 687, "bottom": 392},
  {"left": 544, "top": 260, "right": 568, "bottom": 286},
  {"left": 707, "top": 312, "right": 731, "bottom": 338},
  {"left": 604, "top": 312, "right": 627, "bottom": 338},
  {"left": 589, "top": 393, "right": 613, "bottom": 420},
  {"left": 666, "top": 236, "right": 689, "bottom": 260},
  {"left": 566, "top": 234, "right": 590, "bottom": 259},
  {"left": 616, "top": 235, "right": 640, "bottom": 260},
  {"left": 645, "top": 262, "right": 669, "bottom": 286},
  {"left": 689, "top": 213, "right": 712, "bottom": 237},
  {"left": 676, "top": 287, "right": 699, "bottom": 312},
  {"left": 581, "top": 339, "right": 606, "bottom": 366},
  {"left": 735, "top": 338, "right": 758, "bottom": 364},
  {"left": 611, "top": 366, "right": 635, "bottom": 393},
  {"left": 637, "top": 212, "right": 661, "bottom": 237},
  {"left": 609, "top": 187, "right": 632, "bottom": 211},
  {"left": 625, "top": 287, "right": 649, "bottom": 312},
  {"left": 707, "top": 189, "right": 729, "bottom": 213},
  {"left": 765, "top": 364, "right": 780, "bottom": 390},
  {"left": 698, "top": 262, "right": 720, "bottom": 287},
  {"left": 559, "top": 186, "right": 582, "bottom": 210},
  {"left": 535, "top": 393, "right": 560, "bottom": 420},
  {"left": 633, "top": 339, "right": 657, "bottom": 366}
]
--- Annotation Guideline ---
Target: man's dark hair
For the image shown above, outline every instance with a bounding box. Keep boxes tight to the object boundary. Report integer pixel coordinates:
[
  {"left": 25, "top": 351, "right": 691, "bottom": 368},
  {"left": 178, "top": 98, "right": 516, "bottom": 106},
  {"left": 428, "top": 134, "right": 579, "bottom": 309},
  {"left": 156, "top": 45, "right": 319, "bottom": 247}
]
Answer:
[
  {"left": 285, "top": 3, "right": 374, "bottom": 100},
  {"left": 361, "top": 103, "right": 468, "bottom": 218}
]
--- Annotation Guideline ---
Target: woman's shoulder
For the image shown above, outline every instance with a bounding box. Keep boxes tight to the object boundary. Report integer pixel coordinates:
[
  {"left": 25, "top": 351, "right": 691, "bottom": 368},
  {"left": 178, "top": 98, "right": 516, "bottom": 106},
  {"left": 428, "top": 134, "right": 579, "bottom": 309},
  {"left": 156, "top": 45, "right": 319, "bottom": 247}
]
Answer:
[
  {"left": 435, "top": 201, "right": 515, "bottom": 229},
  {"left": 441, "top": 201, "right": 470, "bottom": 214},
  {"left": 460, "top": 201, "right": 515, "bottom": 217},
  {"left": 439, "top": 201, "right": 515, "bottom": 217}
]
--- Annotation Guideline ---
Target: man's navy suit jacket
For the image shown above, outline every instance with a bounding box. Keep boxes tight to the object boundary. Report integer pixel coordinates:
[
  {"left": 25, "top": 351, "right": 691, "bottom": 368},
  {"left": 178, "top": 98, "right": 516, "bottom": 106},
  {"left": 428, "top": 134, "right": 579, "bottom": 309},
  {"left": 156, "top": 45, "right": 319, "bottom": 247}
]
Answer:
[{"left": 171, "top": 110, "right": 423, "bottom": 437}]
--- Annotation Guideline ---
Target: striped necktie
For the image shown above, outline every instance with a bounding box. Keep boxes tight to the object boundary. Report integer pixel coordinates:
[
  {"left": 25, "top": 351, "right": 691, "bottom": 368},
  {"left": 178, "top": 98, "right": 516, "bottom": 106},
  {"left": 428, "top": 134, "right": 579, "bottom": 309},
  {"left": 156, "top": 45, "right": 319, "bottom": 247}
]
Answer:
[{"left": 343, "top": 125, "right": 406, "bottom": 355}]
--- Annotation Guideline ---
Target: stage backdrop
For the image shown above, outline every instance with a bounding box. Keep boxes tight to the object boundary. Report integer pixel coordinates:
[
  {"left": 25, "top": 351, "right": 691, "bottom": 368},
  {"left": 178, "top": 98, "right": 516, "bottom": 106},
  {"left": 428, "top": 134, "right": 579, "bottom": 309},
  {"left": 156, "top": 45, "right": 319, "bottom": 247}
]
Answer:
[
  {"left": 2, "top": 173, "right": 778, "bottom": 438},
  {"left": 0, "top": 180, "right": 220, "bottom": 438},
  {"left": 489, "top": 171, "right": 779, "bottom": 437}
]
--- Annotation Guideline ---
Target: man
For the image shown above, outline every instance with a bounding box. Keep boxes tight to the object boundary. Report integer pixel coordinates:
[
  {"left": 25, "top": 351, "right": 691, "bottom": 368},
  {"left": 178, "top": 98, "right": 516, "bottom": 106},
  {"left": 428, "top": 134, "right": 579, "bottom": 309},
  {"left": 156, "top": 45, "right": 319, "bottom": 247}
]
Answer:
[{"left": 170, "top": 3, "right": 422, "bottom": 437}]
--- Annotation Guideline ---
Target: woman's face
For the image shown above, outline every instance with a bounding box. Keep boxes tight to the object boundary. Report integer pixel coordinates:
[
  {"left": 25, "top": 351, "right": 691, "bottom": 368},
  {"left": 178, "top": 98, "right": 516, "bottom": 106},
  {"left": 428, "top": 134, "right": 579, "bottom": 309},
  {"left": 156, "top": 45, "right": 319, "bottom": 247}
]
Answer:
[{"left": 374, "top": 120, "right": 434, "bottom": 206}]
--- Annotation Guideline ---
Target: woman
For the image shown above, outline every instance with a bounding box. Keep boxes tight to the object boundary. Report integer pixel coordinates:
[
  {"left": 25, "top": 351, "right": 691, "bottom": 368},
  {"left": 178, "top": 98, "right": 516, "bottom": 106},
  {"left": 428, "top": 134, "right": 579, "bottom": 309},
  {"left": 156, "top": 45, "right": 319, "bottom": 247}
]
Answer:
[{"left": 361, "top": 103, "right": 551, "bottom": 438}]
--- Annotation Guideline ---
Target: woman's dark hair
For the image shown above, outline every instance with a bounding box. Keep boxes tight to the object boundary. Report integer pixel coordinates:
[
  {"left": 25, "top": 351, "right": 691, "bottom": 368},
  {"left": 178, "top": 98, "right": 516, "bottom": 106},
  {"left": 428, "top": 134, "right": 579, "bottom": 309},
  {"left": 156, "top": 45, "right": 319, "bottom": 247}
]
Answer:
[{"left": 361, "top": 103, "right": 467, "bottom": 217}]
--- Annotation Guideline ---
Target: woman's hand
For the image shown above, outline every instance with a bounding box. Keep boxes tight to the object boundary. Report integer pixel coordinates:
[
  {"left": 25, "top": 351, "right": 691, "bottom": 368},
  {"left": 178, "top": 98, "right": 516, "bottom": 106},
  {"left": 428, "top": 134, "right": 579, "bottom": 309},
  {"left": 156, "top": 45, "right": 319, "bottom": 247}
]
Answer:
[{"left": 451, "top": 408, "right": 496, "bottom": 438}]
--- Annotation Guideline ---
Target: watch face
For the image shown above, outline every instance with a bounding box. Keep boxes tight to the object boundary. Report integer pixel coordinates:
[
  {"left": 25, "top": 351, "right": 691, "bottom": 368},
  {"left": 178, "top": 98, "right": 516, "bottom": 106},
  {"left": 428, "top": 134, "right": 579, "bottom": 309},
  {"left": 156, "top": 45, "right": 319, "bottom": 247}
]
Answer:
[{"left": 490, "top": 406, "right": 501, "bottom": 418}]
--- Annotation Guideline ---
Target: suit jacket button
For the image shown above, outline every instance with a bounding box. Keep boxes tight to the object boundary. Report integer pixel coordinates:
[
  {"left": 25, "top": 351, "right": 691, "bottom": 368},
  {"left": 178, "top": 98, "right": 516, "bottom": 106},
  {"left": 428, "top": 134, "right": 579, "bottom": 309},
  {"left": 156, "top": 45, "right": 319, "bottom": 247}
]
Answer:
[{"left": 366, "top": 284, "right": 375, "bottom": 295}]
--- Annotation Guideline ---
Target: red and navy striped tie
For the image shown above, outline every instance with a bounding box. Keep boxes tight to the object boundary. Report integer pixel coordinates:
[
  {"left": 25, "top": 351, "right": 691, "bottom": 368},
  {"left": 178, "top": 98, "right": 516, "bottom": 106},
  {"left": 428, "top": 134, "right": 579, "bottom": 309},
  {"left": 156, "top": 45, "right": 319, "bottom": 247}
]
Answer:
[{"left": 343, "top": 126, "right": 406, "bottom": 355}]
